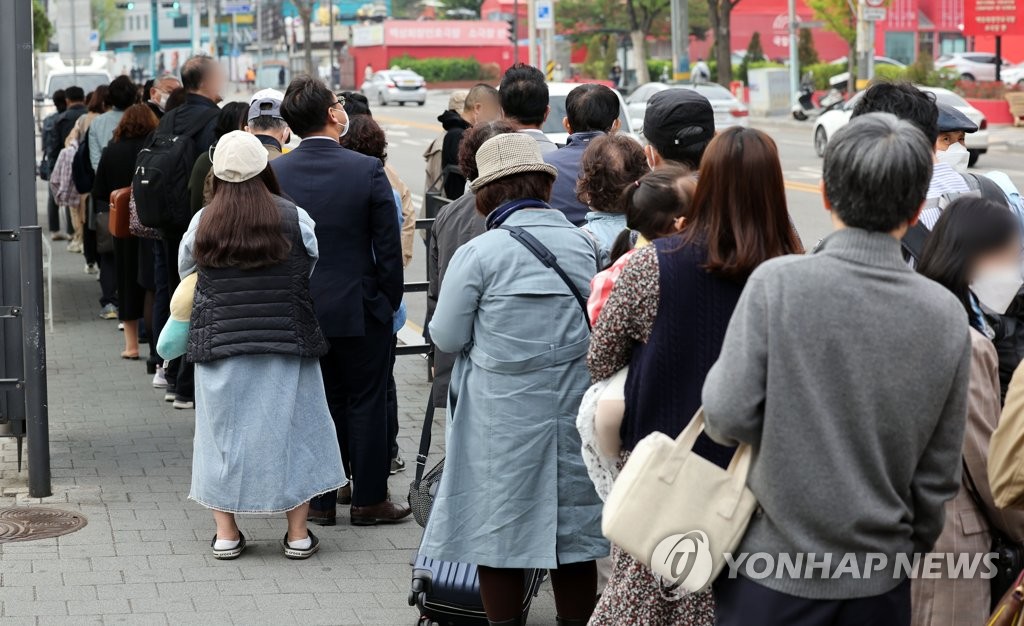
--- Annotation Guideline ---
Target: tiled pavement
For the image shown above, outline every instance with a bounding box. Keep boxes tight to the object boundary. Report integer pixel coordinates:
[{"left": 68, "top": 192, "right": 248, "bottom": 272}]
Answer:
[{"left": 0, "top": 196, "right": 558, "bottom": 624}]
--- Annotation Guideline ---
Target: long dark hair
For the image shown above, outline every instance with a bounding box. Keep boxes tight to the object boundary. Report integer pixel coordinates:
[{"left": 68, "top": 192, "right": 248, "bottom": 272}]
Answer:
[
  {"left": 918, "top": 196, "right": 1020, "bottom": 324},
  {"left": 685, "top": 127, "right": 803, "bottom": 280},
  {"left": 193, "top": 166, "right": 291, "bottom": 270}
]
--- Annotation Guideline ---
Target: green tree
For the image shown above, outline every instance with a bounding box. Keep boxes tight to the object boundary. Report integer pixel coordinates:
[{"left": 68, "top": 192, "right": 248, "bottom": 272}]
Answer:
[
  {"left": 293, "top": 0, "right": 316, "bottom": 74},
  {"left": 707, "top": 0, "right": 741, "bottom": 84},
  {"left": 798, "top": 27, "right": 819, "bottom": 67},
  {"left": 91, "top": 0, "right": 125, "bottom": 48},
  {"left": 33, "top": 0, "right": 53, "bottom": 52},
  {"left": 744, "top": 31, "right": 765, "bottom": 63},
  {"left": 806, "top": 0, "right": 857, "bottom": 88}
]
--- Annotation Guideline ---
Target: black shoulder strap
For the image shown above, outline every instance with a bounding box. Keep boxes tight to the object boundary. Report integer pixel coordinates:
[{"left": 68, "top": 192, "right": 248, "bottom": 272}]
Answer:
[
  {"left": 500, "top": 225, "right": 592, "bottom": 330},
  {"left": 413, "top": 381, "right": 438, "bottom": 485},
  {"left": 962, "top": 457, "right": 1001, "bottom": 536},
  {"left": 901, "top": 222, "right": 931, "bottom": 263},
  {"left": 967, "top": 173, "right": 1012, "bottom": 208}
]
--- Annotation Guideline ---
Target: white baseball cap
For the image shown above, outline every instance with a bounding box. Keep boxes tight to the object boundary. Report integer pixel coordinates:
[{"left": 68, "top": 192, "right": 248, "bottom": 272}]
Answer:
[{"left": 212, "top": 130, "right": 269, "bottom": 183}]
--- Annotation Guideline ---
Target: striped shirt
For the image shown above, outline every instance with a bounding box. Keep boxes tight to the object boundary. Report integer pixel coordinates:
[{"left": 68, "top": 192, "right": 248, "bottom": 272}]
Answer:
[{"left": 921, "top": 163, "right": 970, "bottom": 229}]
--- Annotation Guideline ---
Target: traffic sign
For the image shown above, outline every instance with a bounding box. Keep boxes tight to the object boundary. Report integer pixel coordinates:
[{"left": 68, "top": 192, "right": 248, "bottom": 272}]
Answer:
[
  {"left": 863, "top": 7, "right": 886, "bottom": 20},
  {"left": 864, "top": 0, "right": 884, "bottom": 8},
  {"left": 536, "top": 0, "right": 553, "bottom": 29},
  {"left": 223, "top": 0, "right": 251, "bottom": 14}
]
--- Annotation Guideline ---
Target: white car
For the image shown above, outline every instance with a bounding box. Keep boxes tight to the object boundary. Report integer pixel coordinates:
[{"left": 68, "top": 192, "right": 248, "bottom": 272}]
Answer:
[
  {"left": 937, "top": 52, "right": 1012, "bottom": 82},
  {"left": 827, "top": 56, "right": 906, "bottom": 90},
  {"left": 360, "top": 70, "right": 427, "bottom": 106},
  {"left": 1002, "top": 64, "right": 1024, "bottom": 87},
  {"left": 541, "top": 82, "right": 637, "bottom": 146},
  {"left": 812, "top": 86, "right": 989, "bottom": 166},
  {"left": 625, "top": 82, "right": 749, "bottom": 134}
]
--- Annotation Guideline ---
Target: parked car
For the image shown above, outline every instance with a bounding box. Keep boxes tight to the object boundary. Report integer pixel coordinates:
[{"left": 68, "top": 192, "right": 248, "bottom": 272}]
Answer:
[
  {"left": 625, "top": 82, "right": 749, "bottom": 134},
  {"left": 360, "top": 69, "right": 427, "bottom": 106},
  {"left": 812, "top": 86, "right": 989, "bottom": 166},
  {"left": 827, "top": 56, "right": 906, "bottom": 91},
  {"left": 541, "top": 82, "right": 637, "bottom": 146},
  {"left": 937, "top": 52, "right": 1013, "bottom": 82},
  {"left": 1002, "top": 63, "right": 1024, "bottom": 87}
]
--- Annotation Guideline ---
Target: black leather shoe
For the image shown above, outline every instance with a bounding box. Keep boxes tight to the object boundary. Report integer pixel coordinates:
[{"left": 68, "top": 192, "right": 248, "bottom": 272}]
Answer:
[
  {"left": 337, "top": 483, "right": 352, "bottom": 505},
  {"left": 488, "top": 617, "right": 523, "bottom": 626},
  {"left": 306, "top": 506, "right": 336, "bottom": 526},
  {"left": 557, "top": 618, "right": 589, "bottom": 626},
  {"left": 350, "top": 499, "right": 412, "bottom": 526}
]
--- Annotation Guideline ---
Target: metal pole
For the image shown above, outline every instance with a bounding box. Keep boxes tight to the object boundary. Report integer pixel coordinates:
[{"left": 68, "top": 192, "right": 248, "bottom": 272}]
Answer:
[
  {"left": 544, "top": 2, "right": 555, "bottom": 76},
  {"left": 208, "top": 0, "right": 217, "bottom": 57},
  {"left": 788, "top": 0, "right": 798, "bottom": 104},
  {"left": 328, "top": 1, "right": 335, "bottom": 87},
  {"left": 671, "top": 0, "right": 690, "bottom": 81},
  {"left": 191, "top": 0, "right": 200, "bottom": 53},
  {"left": 70, "top": 0, "right": 79, "bottom": 80},
  {"left": 150, "top": 0, "right": 161, "bottom": 77},
  {"left": 527, "top": 0, "right": 537, "bottom": 67},
  {"left": 19, "top": 227, "right": 51, "bottom": 498},
  {"left": 231, "top": 12, "right": 238, "bottom": 81},
  {"left": 996, "top": 36, "right": 1003, "bottom": 82},
  {"left": 513, "top": 0, "right": 520, "bottom": 64},
  {"left": 255, "top": 0, "right": 262, "bottom": 81},
  {"left": 0, "top": 0, "right": 38, "bottom": 462}
]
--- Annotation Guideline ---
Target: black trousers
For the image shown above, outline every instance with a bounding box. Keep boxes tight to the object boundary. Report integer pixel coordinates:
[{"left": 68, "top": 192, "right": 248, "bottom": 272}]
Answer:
[
  {"left": 387, "top": 334, "right": 399, "bottom": 460},
  {"left": 312, "top": 319, "right": 393, "bottom": 508},
  {"left": 161, "top": 229, "right": 193, "bottom": 399},
  {"left": 714, "top": 575, "right": 911, "bottom": 626}
]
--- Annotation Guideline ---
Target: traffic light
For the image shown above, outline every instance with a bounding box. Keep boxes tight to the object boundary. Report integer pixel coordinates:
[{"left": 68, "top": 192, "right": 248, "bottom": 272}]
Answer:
[
  {"left": 115, "top": 1, "right": 135, "bottom": 8},
  {"left": 507, "top": 17, "right": 517, "bottom": 44}
]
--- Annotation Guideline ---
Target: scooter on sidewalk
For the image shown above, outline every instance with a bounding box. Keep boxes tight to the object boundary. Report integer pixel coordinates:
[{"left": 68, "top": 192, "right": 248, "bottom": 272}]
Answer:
[{"left": 792, "top": 73, "right": 845, "bottom": 121}]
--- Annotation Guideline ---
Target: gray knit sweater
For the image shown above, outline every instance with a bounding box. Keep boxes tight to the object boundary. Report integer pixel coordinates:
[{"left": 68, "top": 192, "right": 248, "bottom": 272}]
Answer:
[{"left": 703, "top": 227, "right": 971, "bottom": 600}]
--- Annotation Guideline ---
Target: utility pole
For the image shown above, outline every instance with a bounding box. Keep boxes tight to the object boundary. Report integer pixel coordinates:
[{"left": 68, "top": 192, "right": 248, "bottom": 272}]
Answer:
[
  {"left": 255, "top": 0, "right": 262, "bottom": 79},
  {"left": 513, "top": 0, "right": 520, "bottom": 64},
  {"left": 670, "top": 0, "right": 689, "bottom": 81},
  {"left": 328, "top": 1, "right": 335, "bottom": 87},
  {"left": 208, "top": 0, "right": 217, "bottom": 57},
  {"left": 191, "top": 0, "right": 201, "bottom": 53},
  {"left": 150, "top": 0, "right": 161, "bottom": 78},
  {"left": 788, "top": 0, "right": 798, "bottom": 104},
  {"left": 527, "top": 0, "right": 537, "bottom": 67},
  {"left": 70, "top": 0, "right": 79, "bottom": 80}
]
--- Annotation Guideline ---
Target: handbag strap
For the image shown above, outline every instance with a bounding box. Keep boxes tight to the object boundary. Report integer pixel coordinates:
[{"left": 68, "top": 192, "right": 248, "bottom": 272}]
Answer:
[
  {"left": 413, "top": 381, "right": 438, "bottom": 485},
  {"left": 962, "top": 457, "right": 1007, "bottom": 541},
  {"left": 500, "top": 225, "right": 591, "bottom": 330}
]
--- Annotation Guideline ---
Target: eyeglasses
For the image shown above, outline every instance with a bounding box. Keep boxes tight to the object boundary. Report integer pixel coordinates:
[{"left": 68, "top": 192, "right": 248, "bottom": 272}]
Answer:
[{"left": 330, "top": 94, "right": 346, "bottom": 110}]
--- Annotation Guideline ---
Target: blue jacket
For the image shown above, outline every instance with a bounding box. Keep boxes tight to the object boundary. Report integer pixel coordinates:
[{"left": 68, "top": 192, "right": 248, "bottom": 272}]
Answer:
[
  {"left": 271, "top": 137, "right": 403, "bottom": 337},
  {"left": 543, "top": 131, "right": 604, "bottom": 227}
]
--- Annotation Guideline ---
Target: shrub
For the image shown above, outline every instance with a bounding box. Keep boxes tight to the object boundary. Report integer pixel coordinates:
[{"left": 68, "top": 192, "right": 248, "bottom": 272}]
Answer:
[
  {"left": 805, "top": 62, "right": 847, "bottom": 90},
  {"left": 389, "top": 55, "right": 485, "bottom": 82},
  {"left": 648, "top": 59, "right": 672, "bottom": 81},
  {"left": 956, "top": 80, "right": 1007, "bottom": 99},
  {"left": 904, "top": 56, "right": 958, "bottom": 90},
  {"left": 874, "top": 65, "right": 905, "bottom": 82},
  {"left": 739, "top": 59, "right": 785, "bottom": 84},
  {"left": 798, "top": 28, "right": 819, "bottom": 67}
]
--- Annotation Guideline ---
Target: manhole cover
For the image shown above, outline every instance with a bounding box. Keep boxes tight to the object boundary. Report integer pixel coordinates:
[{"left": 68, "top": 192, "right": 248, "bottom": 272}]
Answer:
[{"left": 0, "top": 507, "right": 88, "bottom": 543}]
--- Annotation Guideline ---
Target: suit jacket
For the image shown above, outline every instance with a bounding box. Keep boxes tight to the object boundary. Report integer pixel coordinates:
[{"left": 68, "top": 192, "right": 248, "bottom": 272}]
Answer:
[
  {"left": 271, "top": 137, "right": 403, "bottom": 337},
  {"left": 912, "top": 329, "right": 1024, "bottom": 626}
]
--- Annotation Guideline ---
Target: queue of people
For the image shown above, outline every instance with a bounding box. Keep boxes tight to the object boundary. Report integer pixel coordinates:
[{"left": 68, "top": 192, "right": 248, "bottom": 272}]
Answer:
[{"left": 38, "top": 54, "right": 1024, "bottom": 625}]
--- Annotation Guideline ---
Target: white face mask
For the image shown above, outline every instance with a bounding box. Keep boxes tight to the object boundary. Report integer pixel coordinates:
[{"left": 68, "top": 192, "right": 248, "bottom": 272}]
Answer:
[
  {"left": 972, "top": 265, "right": 1023, "bottom": 315},
  {"left": 936, "top": 141, "right": 970, "bottom": 175}
]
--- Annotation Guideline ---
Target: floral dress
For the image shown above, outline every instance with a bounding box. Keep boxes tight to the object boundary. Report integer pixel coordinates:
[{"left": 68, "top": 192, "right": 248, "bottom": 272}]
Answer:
[{"left": 585, "top": 245, "right": 716, "bottom": 626}]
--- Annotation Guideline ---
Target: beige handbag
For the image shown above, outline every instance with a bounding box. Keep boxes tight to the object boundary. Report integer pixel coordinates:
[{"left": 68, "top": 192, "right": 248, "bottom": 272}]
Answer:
[{"left": 602, "top": 408, "right": 757, "bottom": 594}]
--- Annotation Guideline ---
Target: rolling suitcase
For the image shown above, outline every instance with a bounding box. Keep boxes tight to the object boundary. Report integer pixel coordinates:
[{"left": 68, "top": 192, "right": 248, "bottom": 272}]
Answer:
[
  {"left": 409, "top": 551, "right": 545, "bottom": 626},
  {"left": 407, "top": 385, "right": 546, "bottom": 625}
]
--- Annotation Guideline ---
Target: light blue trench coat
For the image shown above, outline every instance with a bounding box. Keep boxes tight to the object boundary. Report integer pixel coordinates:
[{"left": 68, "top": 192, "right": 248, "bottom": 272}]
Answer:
[{"left": 422, "top": 208, "right": 610, "bottom": 570}]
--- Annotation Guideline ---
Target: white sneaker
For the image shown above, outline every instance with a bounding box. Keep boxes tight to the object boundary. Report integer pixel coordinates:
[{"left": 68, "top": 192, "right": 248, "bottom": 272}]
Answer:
[
  {"left": 152, "top": 367, "right": 168, "bottom": 389},
  {"left": 84, "top": 263, "right": 97, "bottom": 275},
  {"left": 67, "top": 241, "right": 82, "bottom": 253},
  {"left": 172, "top": 399, "right": 195, "bottom": 410}
]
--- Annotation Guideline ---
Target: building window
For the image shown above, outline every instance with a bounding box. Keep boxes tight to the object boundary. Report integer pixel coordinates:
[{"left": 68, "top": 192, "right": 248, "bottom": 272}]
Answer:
[
  {"left": 884, "top": 32, "right": 915, "bottom": 65},
  {"left": 173, "top": 15, "right": 188, "bottom": 28},
  {"left": 939, "top": 33, "right": 966, "bottom": 56}
]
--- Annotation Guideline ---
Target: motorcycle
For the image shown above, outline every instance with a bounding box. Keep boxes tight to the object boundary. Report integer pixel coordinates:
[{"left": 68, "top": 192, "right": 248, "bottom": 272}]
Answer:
[{"left": 792, "top": 73, "right": 846, "bottom": 121}]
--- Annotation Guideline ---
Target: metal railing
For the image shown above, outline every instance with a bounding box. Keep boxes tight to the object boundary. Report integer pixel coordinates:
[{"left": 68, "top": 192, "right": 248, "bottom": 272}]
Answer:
[{"left": 396, "top": 217, "right": 436, "bottom": 360}]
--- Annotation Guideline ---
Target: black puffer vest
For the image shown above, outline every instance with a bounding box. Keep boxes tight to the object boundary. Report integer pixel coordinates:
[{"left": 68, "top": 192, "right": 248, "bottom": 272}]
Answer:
[{"left": 186, "top": 198, "right": 329, "bottom": 363}]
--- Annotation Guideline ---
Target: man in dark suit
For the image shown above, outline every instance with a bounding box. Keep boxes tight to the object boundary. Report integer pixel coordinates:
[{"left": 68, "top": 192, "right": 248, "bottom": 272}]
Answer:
[{"left": 273, "top": 76, "right": 409, "bottom": 526}]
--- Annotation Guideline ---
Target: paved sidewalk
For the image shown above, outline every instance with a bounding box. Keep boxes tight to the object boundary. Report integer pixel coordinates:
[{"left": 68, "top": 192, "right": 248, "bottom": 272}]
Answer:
[{"left": 0, "top": 196, "right": 558, "bottom": 624}]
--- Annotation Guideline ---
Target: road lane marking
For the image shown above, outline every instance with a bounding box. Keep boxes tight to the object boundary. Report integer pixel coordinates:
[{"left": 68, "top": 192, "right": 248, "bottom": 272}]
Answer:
[
  {"left": 376, "top": 115, "right": 439, "bottom": 132},
  {"left": 785, "top": 180, "right": 821, "bottom": 194}
]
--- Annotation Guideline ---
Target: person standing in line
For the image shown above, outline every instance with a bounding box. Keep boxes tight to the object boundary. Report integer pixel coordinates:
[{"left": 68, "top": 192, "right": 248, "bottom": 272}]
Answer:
[
  {"left": 424, "top": 90, "right": 469, "bottom": 195},
  {"left": 640, "top": 89, "right": 715, "bottom": 174},
  {"left": 145, "top": 74, "right": 181, "bottom": 119},
  {"left": 88, "top": 76, "right": 136, "bottom": 172},
  {"left": 587, "top": 127, "right": 802, "bottom": 625},
  {"left": 40, "top": 89, "right": 68, "bottom": 240},
  {"left": 424, "top": 120, "right": 515, "bottom": 409},
  {"left": 155, "top": 55, "right": 226, "bottom": 411},
  {"left": 52, "top": 86, "right": 89, "bottom": 251},
  {"left": 170, "top": 130, "right": 346, "bottom": 561},
  {"left": 500, "top": 63, "right": 557, "bottom": 154},
  {"left": 272, "top": 76, "right": 407, "bottom": 526},
  {"left": 68, "top": 86, "right": 109, "bottom": 274},
  {"left": 91, "top": 104, "right": 159, "bottom": 356},
  {"left": 338, "top": 114, "right": 409, "bottom": 476},
  {"left": 188, "top": 102, "right": 250, "bottom": 212},
  {"left": 245, "top": 89, "right": 290, "bottom": 161},
  {"left": 423, "top": 133, "right": 607, "bottom": 626},
  {"left": 544, "top": 84, "right": 622, "bottom": 226},
  {"left": 575, "top": 133, "right": 648, "bottom": 257},
  {"left": 913, "top": 197, "right": 1024, "bottom": 625},
  {"left": 702, "top": 114, "right": 972, "bottom": 626},
  {"left": 439, "top": 84, "right": 501, "bottom": 200}
]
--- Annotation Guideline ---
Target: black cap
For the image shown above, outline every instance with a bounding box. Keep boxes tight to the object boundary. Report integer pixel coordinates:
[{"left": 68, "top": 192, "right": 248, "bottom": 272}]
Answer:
[
  {"left": 936, "top": 103, "right": 978, "bottom": 134},
  {"left": 642, "top": 88, "right": 715, "bottom": 153}
]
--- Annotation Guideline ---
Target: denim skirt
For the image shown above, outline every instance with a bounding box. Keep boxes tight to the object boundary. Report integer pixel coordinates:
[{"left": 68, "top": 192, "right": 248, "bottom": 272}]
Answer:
[{"left": 190, "top": 354, "right": 347, "bottom": 514}]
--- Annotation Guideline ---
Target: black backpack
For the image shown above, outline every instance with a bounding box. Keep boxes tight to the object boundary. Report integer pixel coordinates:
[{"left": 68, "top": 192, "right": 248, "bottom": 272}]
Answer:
[
  {"left": 71, "top": 129, "right": 95, "bottom": 194},
  {"left": 132, "top": 107, "right": 219, "bottom": 231}
]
